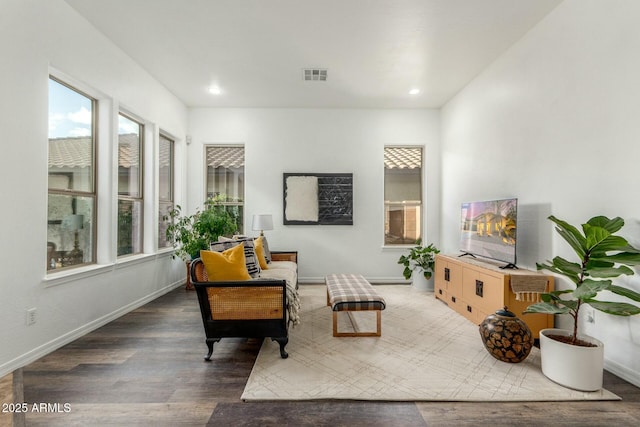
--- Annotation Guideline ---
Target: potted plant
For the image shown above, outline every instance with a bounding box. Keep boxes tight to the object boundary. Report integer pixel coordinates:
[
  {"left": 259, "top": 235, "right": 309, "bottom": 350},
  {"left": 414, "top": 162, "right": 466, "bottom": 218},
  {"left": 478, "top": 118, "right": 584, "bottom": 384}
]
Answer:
[
  {"left": 164, "top": 195, "right": 238, "bottom": 288},
  {"left": 397, "top": 238, "right": 440, "bottom": 291},
  {"left": 524, "top": 215, "right": 640, "bottom": 391}
]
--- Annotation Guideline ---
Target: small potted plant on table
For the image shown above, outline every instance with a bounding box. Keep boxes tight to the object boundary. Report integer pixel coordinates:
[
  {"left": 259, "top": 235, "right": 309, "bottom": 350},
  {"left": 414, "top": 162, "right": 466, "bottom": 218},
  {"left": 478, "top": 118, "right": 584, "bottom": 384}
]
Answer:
[
  {"left": 524, "top": 215, "right": 640, "bottom": 391},
  {"left": 398, "top": 238, "right": 440, "bottom": 291}
]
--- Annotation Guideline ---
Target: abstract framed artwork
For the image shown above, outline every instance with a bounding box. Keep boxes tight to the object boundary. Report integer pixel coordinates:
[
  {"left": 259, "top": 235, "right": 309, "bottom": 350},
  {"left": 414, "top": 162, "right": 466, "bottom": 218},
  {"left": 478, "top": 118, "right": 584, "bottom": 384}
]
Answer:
[{"left": 283, "top": 173, "right": 353, "bottom": 225}]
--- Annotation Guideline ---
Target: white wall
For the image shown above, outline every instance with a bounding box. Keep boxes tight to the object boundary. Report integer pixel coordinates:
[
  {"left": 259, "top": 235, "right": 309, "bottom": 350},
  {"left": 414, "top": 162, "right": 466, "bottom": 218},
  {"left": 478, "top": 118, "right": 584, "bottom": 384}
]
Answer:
[
  {"left": 0, "top": 0, "right": 188, "bottom": 377},
  {"left": 441, "top": 0, "right": 640, "bottom": 386},
  {"left": 188, "top": 108, "right": 440, "bottom": 282}
]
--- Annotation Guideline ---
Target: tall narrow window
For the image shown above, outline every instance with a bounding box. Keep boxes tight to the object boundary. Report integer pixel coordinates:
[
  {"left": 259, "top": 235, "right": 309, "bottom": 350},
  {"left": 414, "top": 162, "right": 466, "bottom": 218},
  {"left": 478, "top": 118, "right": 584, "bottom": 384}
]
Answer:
[
  {"left": 384, "top": 146, "right": 423, "bottom": 245},
  {"left": 205, "top": 145, "right": 244, "bottom": 233},
  {"left": 117, "top": 113, "right": 143, "bottom": 256},
  {"left": 158, "top": 133, "right": 174, "bottom": 248},
  {"left": 47, "top": 77, "right": 96, "bottom": 271}
]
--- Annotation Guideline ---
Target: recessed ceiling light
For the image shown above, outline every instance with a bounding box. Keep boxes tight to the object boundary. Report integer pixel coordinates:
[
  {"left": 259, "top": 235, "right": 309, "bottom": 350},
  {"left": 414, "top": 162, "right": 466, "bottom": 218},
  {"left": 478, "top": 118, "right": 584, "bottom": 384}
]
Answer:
[
  {"left": 409, "top": 88, "right": 420, "bottom": 95},
  {"left": 208, "top": 85, "right": 222, "bottom": 95}
]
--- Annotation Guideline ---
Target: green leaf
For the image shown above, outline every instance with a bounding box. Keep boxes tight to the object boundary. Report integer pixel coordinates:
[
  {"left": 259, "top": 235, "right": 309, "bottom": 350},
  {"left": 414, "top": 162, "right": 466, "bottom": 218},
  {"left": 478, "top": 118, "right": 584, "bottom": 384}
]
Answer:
[
  {"left": 537, "top": 257, "right": 581, "bottom": 283},
  {"left": 548, "top": 215, "right": 586, "bottom": 258},
  {"left": 573, "top": 279, "right": 611, "bottom": 300},
  {"left": 583, "top": 224, "right": 611, "bottom": 251},
  {"left": 551, "top": 256, "right": 582, "bottom": 275},
  {"left": 586, "top": 300, "right": 640, "bottom": 316},
  {"left": 591, "top": 235, "right": 630, "bottom": 253},
  {"left": 587, "top": 216, "right": 624, "bottom": 233},
  {"left": 586, "top": 265, "right": 634, "bottom": 278},
  {"left": 538, "top": 289, "right": 571, "bottom": 303},
  {"left": 594, "top": 251, "right": 640, "bottom": 266},
  {"left": 609, "top": 285, "right": 640, "bottom": 302},
  {"left": 560, "top": 299, "right": 579, "bottom": 310},
  {"left": 524, "top": 302, "right": 571, "bottom": 315}
]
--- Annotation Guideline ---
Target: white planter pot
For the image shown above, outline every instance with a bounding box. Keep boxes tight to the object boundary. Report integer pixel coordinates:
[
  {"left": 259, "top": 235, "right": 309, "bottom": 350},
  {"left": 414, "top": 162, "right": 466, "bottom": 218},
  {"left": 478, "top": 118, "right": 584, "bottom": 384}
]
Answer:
[
  {"left": 412, "top": 271, "right": 433, "bottom": 292},
  {"left": 539, "top": 328, "right": 604, "bottom": 391}
]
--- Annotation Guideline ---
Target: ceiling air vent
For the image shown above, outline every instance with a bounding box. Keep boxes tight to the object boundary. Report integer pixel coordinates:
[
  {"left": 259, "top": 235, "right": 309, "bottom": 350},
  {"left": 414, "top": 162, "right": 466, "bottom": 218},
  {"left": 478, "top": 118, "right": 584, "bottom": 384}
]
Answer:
[{"left": 303, "top": 68, "right": 328, "bottom": 81}]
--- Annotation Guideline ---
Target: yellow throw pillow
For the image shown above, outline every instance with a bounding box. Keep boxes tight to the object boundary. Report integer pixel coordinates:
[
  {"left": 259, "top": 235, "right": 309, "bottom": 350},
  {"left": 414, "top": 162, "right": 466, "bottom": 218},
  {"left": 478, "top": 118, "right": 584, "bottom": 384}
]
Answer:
[
  {"left": 255, "top": 236, "right": 269, "bottom": 270},
  {"left": 201, "top": 244, "right": 251, "bottom": 281}
]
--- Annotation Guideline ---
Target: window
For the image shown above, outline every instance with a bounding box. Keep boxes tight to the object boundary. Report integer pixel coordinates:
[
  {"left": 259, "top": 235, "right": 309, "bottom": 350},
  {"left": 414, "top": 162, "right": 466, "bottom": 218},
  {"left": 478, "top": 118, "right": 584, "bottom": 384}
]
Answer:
[
  {"left": 47, "top": 77, "right": 97, "bottom": 271},
  {"left": 158, "top": 133, "right": 174, "bottom": 248},
  {"left": 205, "top": 145, "right": 244, "bottom": 233},
  {"left": 117, "top": 113, "right": 143, "bottom": 256},
  {"left": 384, "top": 146, "right": 423, "bottom": 245}
]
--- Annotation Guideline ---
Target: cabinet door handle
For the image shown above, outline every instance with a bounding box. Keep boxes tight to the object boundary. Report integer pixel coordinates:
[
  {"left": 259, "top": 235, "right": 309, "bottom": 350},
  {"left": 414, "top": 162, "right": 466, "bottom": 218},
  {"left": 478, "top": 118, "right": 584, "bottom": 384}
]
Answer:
[
  {"left": 444, "top": 268, "right": 450, "bottom": 282},
  {"left": 475, "top": 280, "right": 484, "bottom": 297},
  {"left": 438, "top": 289, "right": 443, "bottom": 295},
  {"left": 451, "top": 296, "right": 456, "bottom": 303},
  {"left": 467, "top": 305, "right": 473, "bottom": 313}
]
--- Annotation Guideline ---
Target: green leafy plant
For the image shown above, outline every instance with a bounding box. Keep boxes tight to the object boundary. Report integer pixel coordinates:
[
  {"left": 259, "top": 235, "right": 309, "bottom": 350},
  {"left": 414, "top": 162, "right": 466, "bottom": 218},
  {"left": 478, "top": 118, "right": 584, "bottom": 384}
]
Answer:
[
  {"left": 398, "top": 238, "right": 440, "bottom": 280},
  {"left": 524, "top": 215, "right": 640, "bottom": 345},
  {"left": 164, "top": 195, "right": 238, "bottom": 261}
]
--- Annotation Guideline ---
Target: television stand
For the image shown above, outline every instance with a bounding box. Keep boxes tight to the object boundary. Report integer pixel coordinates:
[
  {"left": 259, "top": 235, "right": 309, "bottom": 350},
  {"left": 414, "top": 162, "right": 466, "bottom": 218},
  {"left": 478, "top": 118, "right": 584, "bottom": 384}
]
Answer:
[
  {"left": 434, "top": 254, "right": 554, "bottom": 339},
  {"left": 500, "top": 263, "right": 518, "bottom": 270}
]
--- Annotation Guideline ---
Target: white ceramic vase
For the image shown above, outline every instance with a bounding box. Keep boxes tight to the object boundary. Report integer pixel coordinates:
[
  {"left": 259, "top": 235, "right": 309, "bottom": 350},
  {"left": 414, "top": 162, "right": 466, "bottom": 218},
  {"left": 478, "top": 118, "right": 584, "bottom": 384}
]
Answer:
[
  {"left": 412, "top": 271, "right": 433, "bottom": 291},
  {"left": 539, "top": 328, "right": 604, "bottom": 391}
]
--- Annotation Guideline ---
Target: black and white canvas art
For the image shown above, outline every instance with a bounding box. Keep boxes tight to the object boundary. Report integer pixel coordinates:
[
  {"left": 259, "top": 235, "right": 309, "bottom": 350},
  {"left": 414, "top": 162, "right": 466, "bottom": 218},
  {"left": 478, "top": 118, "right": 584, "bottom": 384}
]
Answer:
[{"left": 283, "top": 173, "right": 353, "bottom": 225}]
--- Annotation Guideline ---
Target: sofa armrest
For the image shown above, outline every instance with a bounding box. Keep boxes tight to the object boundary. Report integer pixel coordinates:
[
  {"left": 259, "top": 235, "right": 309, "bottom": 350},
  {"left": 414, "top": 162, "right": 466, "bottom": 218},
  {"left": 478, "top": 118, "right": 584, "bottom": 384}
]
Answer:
[{"left": 270, "top": 251, "right": 297, "bottom": 263}]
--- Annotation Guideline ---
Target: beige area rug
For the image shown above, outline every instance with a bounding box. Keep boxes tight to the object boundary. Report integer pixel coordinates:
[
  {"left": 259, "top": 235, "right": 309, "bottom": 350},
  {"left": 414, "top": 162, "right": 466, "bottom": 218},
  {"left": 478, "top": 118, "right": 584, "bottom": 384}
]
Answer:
[{"left": 242, "top": 285, "right": 620, "bottom": 402}]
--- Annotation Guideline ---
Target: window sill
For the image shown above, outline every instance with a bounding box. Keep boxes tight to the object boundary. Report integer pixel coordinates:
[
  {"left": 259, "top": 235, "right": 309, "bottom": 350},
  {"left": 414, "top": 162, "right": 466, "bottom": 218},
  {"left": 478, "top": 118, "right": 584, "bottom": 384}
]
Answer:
[
  {"left": 381, "top": 245, "right": 415, "bottom": 251},
  {"left": 115, "top": 252, "right": 160, "bottom": 269},
  {"left": 44, "top": 263, "right": 115, "bottom": 288},
  {"left": 43, "top": 252, "right": 176, "bottom": 287}
]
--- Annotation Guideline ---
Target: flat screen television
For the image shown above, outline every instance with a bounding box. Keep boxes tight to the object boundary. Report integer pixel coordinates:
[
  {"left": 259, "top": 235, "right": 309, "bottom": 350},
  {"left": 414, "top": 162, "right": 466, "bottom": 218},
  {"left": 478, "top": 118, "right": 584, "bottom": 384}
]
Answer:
[{"left": 459, "top": 198, "right": 518, "bottom": 268}]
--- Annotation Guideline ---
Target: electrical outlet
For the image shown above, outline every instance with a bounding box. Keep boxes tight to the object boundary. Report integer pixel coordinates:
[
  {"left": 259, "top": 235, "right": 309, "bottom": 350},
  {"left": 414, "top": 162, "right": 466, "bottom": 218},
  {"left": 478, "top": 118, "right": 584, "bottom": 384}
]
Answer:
[
  {"left": 26, "top": 308, "right": 36, "bottom": 326},
  {"left": 585, "top": 308, "right": 595, "bottom": 324}
]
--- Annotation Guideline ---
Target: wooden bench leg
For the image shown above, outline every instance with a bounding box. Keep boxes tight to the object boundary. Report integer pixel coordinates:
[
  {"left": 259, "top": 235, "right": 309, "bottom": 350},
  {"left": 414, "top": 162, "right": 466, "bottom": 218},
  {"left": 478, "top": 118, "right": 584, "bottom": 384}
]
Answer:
[{"left": 333, "top": 310, "right": 382, "bottom": 337}]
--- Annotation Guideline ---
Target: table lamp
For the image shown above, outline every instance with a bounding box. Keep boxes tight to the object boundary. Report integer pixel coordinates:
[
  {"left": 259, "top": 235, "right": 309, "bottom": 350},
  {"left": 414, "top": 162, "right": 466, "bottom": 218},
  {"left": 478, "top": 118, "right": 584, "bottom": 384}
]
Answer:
[{"left": 252, "top": 214, "right": 273, "bottom": 236}]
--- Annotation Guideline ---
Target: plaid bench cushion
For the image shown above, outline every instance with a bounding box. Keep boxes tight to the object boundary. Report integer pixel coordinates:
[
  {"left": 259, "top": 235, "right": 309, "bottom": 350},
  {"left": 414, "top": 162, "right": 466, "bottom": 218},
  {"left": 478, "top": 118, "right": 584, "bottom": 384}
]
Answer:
[{"left": 326, "top": 273, "right": 386, "bottom": 312}]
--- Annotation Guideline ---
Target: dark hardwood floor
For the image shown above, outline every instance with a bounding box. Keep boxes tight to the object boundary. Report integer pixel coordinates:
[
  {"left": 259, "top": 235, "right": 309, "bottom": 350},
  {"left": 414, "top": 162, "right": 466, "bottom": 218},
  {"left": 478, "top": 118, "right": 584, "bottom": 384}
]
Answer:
[{"left": 14, "top": 286, "right": 640, "bottom": 426}]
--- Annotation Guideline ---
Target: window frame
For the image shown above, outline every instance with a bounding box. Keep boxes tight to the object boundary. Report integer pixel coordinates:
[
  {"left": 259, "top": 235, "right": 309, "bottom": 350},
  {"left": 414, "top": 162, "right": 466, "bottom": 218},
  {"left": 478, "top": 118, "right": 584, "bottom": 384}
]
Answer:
[
  {"left": 47, "top": 75, "right": 98, "bottom": 272},
  {"left": 117, "top": 111, "right": 144, "bottom": 257},
  {"left": 204, "top": 144, "right": 245, "bottom": 234},
  {"left": 158, "top": 132, "right": 175, "bottom": 249},
  {"left": 383, "top": 145, "right": 424, "bottom": 246}
]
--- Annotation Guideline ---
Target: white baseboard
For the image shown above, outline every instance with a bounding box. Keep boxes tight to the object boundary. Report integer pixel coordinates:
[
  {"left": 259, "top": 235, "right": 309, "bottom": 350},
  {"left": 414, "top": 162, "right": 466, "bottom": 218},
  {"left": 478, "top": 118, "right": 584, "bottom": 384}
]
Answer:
[
  {"left": 0, "top": 279, "right": 184, "bottom": 379},
  {"left": 605, "top": 358, "right": 640, "bottom": 388}
]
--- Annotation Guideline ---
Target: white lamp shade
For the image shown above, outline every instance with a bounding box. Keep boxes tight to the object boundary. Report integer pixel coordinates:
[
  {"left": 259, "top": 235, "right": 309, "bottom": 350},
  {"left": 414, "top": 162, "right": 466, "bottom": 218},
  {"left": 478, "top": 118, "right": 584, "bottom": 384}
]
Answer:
[{"left": 252, "top": 214, "right": 273, "bottom": 232}]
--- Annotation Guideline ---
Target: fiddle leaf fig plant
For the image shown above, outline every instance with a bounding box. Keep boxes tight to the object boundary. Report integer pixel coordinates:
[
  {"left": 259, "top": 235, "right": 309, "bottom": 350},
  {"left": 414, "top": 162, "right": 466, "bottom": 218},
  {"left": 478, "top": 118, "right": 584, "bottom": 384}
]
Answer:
[
  {"left": 164, "top": 195, "right": 238, "bottom": 262},
  {"left": 398, "top": 238, "right": 440, "bottom": 280},
  {"left": 524, "top": 215, "right": 640, "bottom": 345}
]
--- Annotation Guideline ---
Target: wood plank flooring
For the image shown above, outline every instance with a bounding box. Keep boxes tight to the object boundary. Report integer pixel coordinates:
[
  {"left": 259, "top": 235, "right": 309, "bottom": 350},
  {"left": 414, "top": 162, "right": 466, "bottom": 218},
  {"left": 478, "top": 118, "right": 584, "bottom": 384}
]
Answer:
[{"left": 7, "top": 286, "right": 639, "bottom": 426}]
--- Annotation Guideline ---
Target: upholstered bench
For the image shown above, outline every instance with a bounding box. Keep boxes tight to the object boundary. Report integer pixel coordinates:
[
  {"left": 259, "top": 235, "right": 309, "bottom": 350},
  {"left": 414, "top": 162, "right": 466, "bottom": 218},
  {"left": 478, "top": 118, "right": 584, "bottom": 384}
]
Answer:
[{"left": 325, "top": 273, "right": 386, "bottom": 337}]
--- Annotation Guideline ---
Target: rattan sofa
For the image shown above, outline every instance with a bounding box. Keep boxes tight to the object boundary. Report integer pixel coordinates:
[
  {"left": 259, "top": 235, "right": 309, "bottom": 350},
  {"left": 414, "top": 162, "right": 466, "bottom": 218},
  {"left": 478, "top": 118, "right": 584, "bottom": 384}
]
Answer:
[{"left": 190, "top": 253, "right": 298, "bottom": 360}]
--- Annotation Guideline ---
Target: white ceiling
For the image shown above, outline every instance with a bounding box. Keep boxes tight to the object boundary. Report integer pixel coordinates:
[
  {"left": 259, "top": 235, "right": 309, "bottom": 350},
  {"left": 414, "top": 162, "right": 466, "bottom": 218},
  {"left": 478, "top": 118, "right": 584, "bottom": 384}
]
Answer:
[{"left": 65, "top": 0, "right": 562, "bottom": 109}]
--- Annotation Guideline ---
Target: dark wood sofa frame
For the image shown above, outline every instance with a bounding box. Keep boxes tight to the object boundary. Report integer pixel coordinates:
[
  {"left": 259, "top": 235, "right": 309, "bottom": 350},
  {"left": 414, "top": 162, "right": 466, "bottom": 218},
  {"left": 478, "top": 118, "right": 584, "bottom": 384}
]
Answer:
[{"left": 190, "top": 258, "right": 289, "bottom": 360}]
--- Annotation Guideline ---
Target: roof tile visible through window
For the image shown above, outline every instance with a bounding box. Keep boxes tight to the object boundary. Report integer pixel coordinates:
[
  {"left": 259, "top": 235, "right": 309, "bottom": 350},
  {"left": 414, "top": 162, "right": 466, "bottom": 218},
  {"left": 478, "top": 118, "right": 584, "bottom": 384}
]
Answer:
[
  {"left": 384, "top": 147, "right": 422, "bottom": 169},
  {"left": 48, "top": 134, "right": 170, "bottom": 168},
  {"left": 206, "top": 146, "right": 244, "bottom": 168}
]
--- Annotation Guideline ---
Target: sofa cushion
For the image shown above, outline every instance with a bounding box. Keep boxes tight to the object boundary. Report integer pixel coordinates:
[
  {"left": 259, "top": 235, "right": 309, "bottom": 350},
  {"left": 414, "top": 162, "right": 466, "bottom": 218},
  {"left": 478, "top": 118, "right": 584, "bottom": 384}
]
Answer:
[
  {"left": 201, "top": 245, "right": 251, "bottom": 281},
  {"left": 210, "top": 239, "right": 260, "bottom": 277},
  {"left": 267, "top": 261, "right": 297, "bottom": 272},
  {"left": 261, "top": 235, "right": 272, "bottom": 263},
  {"left": 255, "top": 236, "right": 269, "bottom": 270},
  {"left": 259, "top": 267, "right": 297, "bottom": 287}
]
